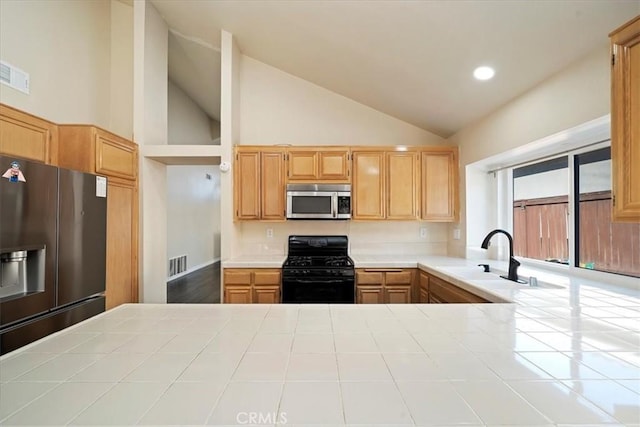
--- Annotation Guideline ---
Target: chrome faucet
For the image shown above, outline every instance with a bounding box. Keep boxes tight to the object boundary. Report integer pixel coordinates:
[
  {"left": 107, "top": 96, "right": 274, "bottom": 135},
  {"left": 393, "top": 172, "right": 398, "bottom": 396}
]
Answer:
[{"left": 480, "top": 229, "right": 521, "bottom": 283}]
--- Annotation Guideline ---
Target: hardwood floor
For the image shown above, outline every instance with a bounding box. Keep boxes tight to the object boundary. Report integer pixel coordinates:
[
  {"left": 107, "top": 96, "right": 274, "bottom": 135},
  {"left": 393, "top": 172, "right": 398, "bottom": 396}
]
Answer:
[{"left": 167, "top": 263, "right": 221, "bottom": 304}]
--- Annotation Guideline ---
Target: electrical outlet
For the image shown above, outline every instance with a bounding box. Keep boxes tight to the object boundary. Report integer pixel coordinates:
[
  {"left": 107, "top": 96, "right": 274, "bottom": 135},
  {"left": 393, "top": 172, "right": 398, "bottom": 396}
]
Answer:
[
  {"left": 419, "top": 227, "right": 427, "bottom": 238},
  {"left": 453, "top": 228, "right": 461, "bottom": 240},
  {"left": 266, "top": 228, "right": 273, "bottom": 239}
]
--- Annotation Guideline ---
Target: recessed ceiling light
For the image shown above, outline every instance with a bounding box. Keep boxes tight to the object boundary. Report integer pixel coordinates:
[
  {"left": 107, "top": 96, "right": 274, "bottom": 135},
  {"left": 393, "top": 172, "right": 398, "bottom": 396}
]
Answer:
[{"left": 473, "top": 66, "right": 495, "bottom": 81}]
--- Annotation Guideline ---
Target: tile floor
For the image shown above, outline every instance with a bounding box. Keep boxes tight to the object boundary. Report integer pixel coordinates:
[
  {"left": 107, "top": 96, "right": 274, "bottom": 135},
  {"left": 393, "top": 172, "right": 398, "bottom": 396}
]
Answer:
[{"left": 0, "top": 300, "right": 638, "bottom": 426}]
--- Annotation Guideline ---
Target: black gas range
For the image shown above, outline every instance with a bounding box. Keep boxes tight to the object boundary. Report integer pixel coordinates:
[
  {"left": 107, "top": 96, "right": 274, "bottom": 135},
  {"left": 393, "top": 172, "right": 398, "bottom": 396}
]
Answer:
[{"left": 282, "top": 235, "right": 355, "bottom": 303}]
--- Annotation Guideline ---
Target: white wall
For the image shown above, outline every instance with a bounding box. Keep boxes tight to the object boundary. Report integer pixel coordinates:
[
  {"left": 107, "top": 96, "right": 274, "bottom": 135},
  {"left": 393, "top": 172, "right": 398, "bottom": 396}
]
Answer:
[
  {"left": 110, "top": 0, "right": 134, "bottom": 139},
  {"left": 0, "top": 0, "right": 117, "bottom": 132},
  {"left": 448, "top": 45, "right": 611, "bottom": 258},
  {"left": 168, "top": 80, "right": 220, "bottom": 145},
  {"left": 143, "top": 1, "right": 168, "bottom": 145},
  {"left": 237, "top": 221, "right": 449, "bottom": 257},
  {"left": 167, "top": 165, "right": 221, "bottom": 276},
  {"left": 239, "top": 55, "right": 445, "bottom": 146}
]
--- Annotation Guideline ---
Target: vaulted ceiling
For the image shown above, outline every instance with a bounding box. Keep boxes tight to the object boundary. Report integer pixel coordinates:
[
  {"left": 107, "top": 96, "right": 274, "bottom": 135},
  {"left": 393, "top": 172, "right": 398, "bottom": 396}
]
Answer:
[{"left": 155, "top": 0, "right": 639, "bottom": 137}]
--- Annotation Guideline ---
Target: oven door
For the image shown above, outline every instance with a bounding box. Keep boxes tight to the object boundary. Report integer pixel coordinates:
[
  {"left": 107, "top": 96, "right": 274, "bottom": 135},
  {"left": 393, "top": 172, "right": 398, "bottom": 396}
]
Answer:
[
  {"left": 282, "top": 276, "right": 355, "bottom": 303},
  {"left": 286, "top": 191, "right": 337, "bottom": 219}
]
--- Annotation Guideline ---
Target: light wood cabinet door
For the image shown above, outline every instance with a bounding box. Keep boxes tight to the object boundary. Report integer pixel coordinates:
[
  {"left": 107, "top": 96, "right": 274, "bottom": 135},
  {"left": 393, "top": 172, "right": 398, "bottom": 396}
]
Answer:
[
  {"left": 419, "top": 271, "right": 430, "bottom": 303},
  {"left": 421, "top": 150, "right": 458, "bottom": 222},
  {"left": 288, "top": 150, "right": 317, "bottom": 180},
  {"left": 261, "top": 150, "right": 286, "bottom": 220},
  {"left": 357, "top": 286, "right": 384, "bottom": 304},
  {"left": 253, "top": 286, "right": 280, "bottom": 304},
  {"left": 0, "top": 104, "right": 58, "bottom": 165},
  {"left": 105, "top": 179, "right": 138, "bottom": 309},
  {"left": 287, "top": 148, "right": 350, "bottom": 182},
  {"left": 352, "top": 151, "right": 385, "bottom": 219},
  {"left": 385, "top": 285, "right": 412, "bottom": 304},
  {"left": 387, "top": 152, "right": 420, "bottom": 219},
  {"left": 318, "top": 150, "right": 349, "bottom": 181},
  {"left": 235, "top": 151, "right": 261, "bottom": 220},
  {"left": 610, "top": 16, "right": 640, "bottom": 222},
  {"left": 225, "top": 286, "right": 252, "bottom": 304},
  {"left": 428, "top": 275, "right": 488, "bottom": 304},
  {"left": 95, "top": 132, "right": 137, "bottom": 180}
]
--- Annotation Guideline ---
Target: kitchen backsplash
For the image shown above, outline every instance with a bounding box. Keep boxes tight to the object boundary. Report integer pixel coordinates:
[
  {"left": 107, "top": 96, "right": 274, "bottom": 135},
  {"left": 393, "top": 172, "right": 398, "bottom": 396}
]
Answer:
[{"left": 236, "top": 221, "right": 449, "bottom": 256}]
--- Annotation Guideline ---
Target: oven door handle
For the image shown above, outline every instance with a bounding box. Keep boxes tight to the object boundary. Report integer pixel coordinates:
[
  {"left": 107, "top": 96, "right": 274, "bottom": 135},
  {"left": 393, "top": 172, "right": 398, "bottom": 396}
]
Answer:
[{"left": 294, "top": 279, "right": 345, "bottom": 284}]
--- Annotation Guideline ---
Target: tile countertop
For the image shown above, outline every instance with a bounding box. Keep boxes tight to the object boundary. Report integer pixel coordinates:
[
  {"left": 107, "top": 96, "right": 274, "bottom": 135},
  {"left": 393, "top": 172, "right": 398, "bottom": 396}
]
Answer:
[{"left": 5, "top": 256, "right": 637, "bottom": 425}]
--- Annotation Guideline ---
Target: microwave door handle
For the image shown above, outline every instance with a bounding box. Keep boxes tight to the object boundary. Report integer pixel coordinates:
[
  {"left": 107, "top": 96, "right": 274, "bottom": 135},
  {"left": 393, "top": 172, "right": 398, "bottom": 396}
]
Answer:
[{"left": 332, "top": 192, "right": 337, "bottom": 218}]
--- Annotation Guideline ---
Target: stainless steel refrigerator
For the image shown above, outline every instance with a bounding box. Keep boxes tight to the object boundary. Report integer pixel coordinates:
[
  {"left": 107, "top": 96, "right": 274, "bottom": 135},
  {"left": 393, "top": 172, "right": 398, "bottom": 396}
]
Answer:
[{"left": 0, "top": 155, "right": 106, "bottom": 354}]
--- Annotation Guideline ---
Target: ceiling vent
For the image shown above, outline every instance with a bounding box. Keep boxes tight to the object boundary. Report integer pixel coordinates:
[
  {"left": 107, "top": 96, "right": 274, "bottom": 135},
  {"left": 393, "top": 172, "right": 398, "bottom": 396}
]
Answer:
[{"left": 0, "top": 61, "right": 30, "bottom": 94}]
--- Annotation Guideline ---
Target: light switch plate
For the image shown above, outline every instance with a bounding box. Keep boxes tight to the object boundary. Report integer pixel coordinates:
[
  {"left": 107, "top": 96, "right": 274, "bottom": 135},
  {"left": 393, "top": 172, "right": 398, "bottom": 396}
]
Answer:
[{"left": 419, "top": 227, "right": 427, "bottom": 238}]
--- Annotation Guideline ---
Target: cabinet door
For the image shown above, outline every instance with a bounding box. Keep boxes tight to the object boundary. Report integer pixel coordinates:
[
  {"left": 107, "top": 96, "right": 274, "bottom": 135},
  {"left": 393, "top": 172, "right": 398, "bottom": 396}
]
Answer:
[
  {"left": 429, "top": 275, "right": 488, "bottom": 304},
  {"left": 95, "top": 132, "right": 137, "bottom": 180},
  {"left": 422, "top": 150, "right": 458, "bottom": 222},
  {"left": 288, "top": 150, "right": 317, "bottom": 180},
  {"left": 261, "top": 151, "right": 286, "bottom": 220},
  {"left": 253, "top": 269, "right": 282, "bottom": 285},
  {"left": 352, "top": 151, "right": 385, "bottom": 219},
  {"left": 318, "top": 150, "right": 350, "bottom": 181},
  {"left": 419, "top": 271, "right": 429, "bottom": 303},
  {"left": 387, "top": 152, "right": 419, "bottom": 219},
  {"left": 610, "top": 16, "right": 640, "bottom": 222},
  {"left": 0, "top": 104, "right": 58, "bottom": 164},
  {"left": 225, "top": 286, "right": 252, "bottom": 304},
  {"left": 357, "top": 286, "right": 384, "bottom": 304},
  {"left": 253, "top": 286, "right": 280, "bottom": 304},
  {"left": 235, "top": 151, "right": 260, "bottom": 220},
  {"left": 106, "top": 179, "right": 138, "bottom": 309},
  {"left": 385, "top": 285, "right": 411, "bottom": 304}
]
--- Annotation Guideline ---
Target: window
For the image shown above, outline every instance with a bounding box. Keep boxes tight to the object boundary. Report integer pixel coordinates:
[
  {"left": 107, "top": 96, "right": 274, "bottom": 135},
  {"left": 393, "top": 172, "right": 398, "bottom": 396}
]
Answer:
[
  {"left": 576, "top": 147, "right": 640, "bottom": 277},
  {"left": 512, "top": 157, "right": 569, "bottom": 264},
  {"left": 511, "top": 145, "right": 639, "bottom": 278}
]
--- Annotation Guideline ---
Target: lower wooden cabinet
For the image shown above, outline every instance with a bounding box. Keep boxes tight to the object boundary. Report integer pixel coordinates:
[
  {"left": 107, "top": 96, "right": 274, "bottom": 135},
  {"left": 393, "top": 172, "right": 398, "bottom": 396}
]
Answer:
[
  {"left": 427, "top": 273, "right": 489, "bottom": 304},
  {"left": 418, "top": 270, "right": 430, "bottom": 303},
  {"left": 223, "top": 268, "right": 281, "bottom": 303},
  {"left": 355, "top": 268, "right": 415, "bottom": 303},
  {"left": 105, "top": 178, "right": 139, "bottom": 309}
]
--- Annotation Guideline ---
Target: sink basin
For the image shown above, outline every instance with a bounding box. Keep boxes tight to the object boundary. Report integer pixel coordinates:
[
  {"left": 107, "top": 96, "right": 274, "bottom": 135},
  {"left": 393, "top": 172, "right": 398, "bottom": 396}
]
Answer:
[{"left": 439, "top": 266, "right": 564, "bottom": 289}]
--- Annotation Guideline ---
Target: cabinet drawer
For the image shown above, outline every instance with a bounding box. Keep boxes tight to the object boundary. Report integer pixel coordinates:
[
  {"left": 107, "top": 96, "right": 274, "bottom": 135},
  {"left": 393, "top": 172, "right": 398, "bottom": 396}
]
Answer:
[
  {"left": 356, "top": 271, "right": 384, "bottom": 284},
  {"left": 254, "top": 270, "right": 281, "bottom": 285},
  {"left": 224, "top": 270, "right": 252, "bottom": 285},
  {"left": 385, "top": 270, "right": 412, "bottom": 285}
]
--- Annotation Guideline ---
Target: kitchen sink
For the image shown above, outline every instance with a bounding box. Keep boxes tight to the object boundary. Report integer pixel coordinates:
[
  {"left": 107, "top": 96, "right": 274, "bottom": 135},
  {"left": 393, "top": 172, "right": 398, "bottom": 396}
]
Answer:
[{"left": 438, "top": 266, "right": 564, "bottom": 289}]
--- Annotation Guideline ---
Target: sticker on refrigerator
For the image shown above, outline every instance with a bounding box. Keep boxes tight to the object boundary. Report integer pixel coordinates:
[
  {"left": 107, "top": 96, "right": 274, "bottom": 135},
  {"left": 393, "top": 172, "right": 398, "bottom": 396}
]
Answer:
[
  {"left": 2, "top": 161, "right": 26, "bottom": 182},
  {"left": 96, "top": 176, "right": 107, "bottom": 198}
]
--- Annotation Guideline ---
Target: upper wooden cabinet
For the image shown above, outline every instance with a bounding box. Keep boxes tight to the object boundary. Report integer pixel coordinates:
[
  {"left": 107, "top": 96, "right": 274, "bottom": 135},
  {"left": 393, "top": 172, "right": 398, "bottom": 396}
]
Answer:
[
  {"left": 58, "top": 125, "right": 138, "bottom": 180},
  {"left": 610, "top": 16, "right": 640, "bottom": 223},
  {"left": 287, "top": 147, "right": 350, "bottom": 182},
  {"left": 0, "top": 103, "right": 58, "bottom": 165},
  {"left": 421, "top": 148, "right": 459, "bottom": 222},
  {"left": 352, "top": 148, "right": 422, "bottom": 220},
  {"left": 352, "top": 150, "right": 385, "bottom": 219},
  {"left": 387, "top": 151, "right": 420, "bottom": 220},
  {"left": 234, "top": 146, "right": 286, "bottom": 220}
]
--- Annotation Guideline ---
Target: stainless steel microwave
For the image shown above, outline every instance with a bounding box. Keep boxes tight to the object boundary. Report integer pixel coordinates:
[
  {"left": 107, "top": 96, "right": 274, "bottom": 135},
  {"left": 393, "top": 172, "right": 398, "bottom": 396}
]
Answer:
[{"left": 286, "top": 184, "right": 351, "bottom": 219}]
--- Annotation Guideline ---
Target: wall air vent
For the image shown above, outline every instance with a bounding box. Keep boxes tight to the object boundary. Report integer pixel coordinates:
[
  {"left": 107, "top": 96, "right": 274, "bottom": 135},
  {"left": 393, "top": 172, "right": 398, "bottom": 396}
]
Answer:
[
  {"left": 168, "top": 255, "right": 187, "bottom": 277},
  {"left": 0, "top": 61, "right": 30, "bottom": 94}
]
